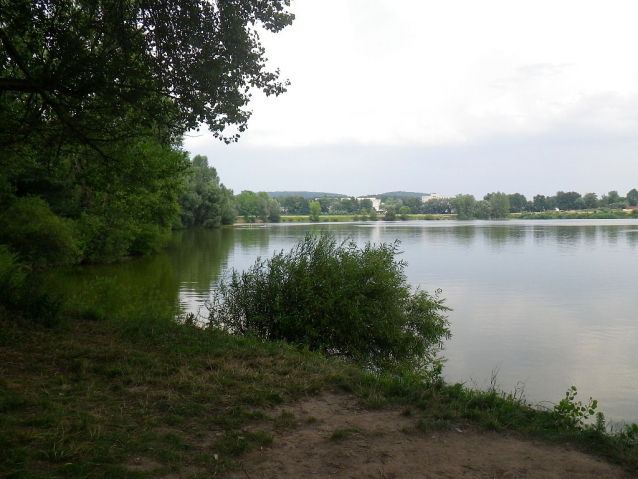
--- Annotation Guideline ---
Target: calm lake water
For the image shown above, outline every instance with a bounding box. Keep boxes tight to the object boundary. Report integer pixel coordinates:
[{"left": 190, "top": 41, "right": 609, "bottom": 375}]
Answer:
[{"left": 56, "top": 219, "right": 638, "bottom": 425}]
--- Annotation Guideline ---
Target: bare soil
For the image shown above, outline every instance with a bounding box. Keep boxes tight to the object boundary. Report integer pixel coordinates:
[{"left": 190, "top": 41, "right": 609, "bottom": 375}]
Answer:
[{"left": 223, "top": 392, "right": 632, "bottom": 479}]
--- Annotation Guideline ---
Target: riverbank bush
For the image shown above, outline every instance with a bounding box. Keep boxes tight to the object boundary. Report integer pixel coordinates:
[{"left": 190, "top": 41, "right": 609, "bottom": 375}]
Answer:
[
  {"left": 208, "top": 233, "right": 451, "bottom": 374},
  {"left": 0, "top": 246, "right": 63, "bottom": 326},
  {"left": 0, "top": 197, "right": 81, "bottom": 267}
]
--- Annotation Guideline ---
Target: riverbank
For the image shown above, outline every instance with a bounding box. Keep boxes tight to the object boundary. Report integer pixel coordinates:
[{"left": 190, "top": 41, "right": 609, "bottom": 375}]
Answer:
[
  {"left": 2, "top": 307, "right": 636, "bottom": 478},
  {"left": 232, "top": 210, "right": 636, "bottom": 225}
]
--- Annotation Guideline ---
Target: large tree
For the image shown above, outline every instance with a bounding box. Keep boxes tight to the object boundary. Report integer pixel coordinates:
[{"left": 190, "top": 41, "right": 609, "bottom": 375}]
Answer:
[
  {"left": 0, "top": 0, "right": 294, "bottom": 158},
  {"left": 179, "top": 155, "right": 236, "bottom": 228}
]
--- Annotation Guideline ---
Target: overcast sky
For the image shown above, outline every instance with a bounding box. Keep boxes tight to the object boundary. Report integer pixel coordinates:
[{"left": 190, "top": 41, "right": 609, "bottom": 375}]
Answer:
[{"left": 183, "top": 0, "right": 638, "bottom": 199}]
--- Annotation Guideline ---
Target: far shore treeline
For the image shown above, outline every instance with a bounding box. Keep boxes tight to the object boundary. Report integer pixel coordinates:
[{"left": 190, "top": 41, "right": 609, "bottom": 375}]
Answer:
[{"left": 2, "top": 149, "right": 638, "bottom": 267}]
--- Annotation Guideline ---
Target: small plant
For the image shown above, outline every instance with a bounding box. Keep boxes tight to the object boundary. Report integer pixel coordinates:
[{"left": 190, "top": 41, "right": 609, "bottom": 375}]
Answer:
[
  {"left": 330, "top": 428, "right": 359, "bottom": 440},
  {"left": 553, "top": 386, "right": 598, "bottom": 428}
]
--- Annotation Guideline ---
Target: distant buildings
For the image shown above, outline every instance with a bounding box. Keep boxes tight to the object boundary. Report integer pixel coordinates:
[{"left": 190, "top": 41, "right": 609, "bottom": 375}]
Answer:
[{"left": 421, "top": 193, "right": 452, "bottom": 202}]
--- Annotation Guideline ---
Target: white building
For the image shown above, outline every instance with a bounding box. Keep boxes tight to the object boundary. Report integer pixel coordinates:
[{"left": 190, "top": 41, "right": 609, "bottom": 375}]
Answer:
[{"left": 421, "top": 193, "right": 452, "bottom": 202}]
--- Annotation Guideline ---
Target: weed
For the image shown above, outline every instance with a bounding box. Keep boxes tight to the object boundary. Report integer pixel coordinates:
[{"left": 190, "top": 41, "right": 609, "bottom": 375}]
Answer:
[
  {"left": 274, "top": 410, "right": 297, "bottom": 429},
  {"left": 553, "top": 386, "right": 598, "bottom": 429},
  {"left": 330, "top": 428, "right": 359, "bottom": 440}
]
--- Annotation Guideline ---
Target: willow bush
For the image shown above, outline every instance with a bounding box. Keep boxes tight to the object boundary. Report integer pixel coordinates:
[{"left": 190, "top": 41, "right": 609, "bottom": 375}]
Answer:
[{"left": 208, "top": 233, "right": 451, "bottom": 374}]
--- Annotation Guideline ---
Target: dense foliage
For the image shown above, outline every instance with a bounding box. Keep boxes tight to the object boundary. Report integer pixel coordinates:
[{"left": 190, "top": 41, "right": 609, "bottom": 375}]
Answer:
[
  {"left": 235, "top": 190, "right": 281, "bottom": 223},
  {"left": 0, "top": 0, "right": 294, "bottom": 156},
  {"left": 1, "top": 1, "right": 293, "bottom": 265},
  {"left": 208, "top": 234, "right": 451, "bottom": 373},
  {"left": 179, "top": 155, "right": 236, "bottom": 228}
]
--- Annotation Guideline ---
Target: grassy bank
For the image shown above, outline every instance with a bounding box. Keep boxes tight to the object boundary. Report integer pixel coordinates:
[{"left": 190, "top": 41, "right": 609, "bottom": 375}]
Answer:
[{"left": 2, "top": 304, "right": 637, "bottom": 478}]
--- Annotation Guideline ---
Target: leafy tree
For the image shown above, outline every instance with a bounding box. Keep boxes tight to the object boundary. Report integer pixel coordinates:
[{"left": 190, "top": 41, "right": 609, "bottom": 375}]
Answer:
[
  {"left": 0, "top": 0, "right": 294, "bottom": 159},
  {"left": 0, "top": 196, "right": 81, "bottom": 266},
  {"left": 236, "top": 190, "right": 268, "bottom": 221},
  {"left": 369, "top": 208, "right": 378, "bottom": 221},
  {"left": 317, "top": 197, "right": 332, "bottom": 213},
  {"left": 384, "top": 205, "right": 396, "bottom": 221},
  {"left": 266, "top": 198, "right": 281, "bottom": 223},
  {"left": 583, "top": 193, "right": 599, "bottom": 209},
  {"left": 208, "top": 234, "right": 451, "bottom": 373},
  {"left": 280, "top": 195, "right": 309, "bottom": 215},
  {"left": 603, "top": 190, "right": 621, "bottom": 206},
  {"left": 453, "top": 195, "right": 476, "bottom": 220},
  {"left": 341, "top": 197, "right": 361, "bottom": 214},
  {"left": 507, "top": 193, "right": 527, "bottom": 213},
  {"left": 402, "top": 196, "right": 423, "bottom": 213},
  {"left": 399, "top": 206, "right": 411, "bottom": 220},
  {"left": 627, "top": 189, "right": 638, "bottom": 207},
  {"left": 422, "top": 198, "right": 452, "bottom": 214},
  {"left": 484, "top": 192, "right": 510, "bottom": 219},
  {"left": 555, "top": 191, "right": 582, "bottom": 211},
  {"left": 360, "top": 199, "right": 373, "bottom": 212},
  {"left": 309, "top": 201, "right": 321, "bottom": 222},
  {"left": 533, "top": 195, "right": 547, "bottom": 212},
  {"left": 474, "top": 200, "right": 491, "bottom": 220},
  {"left": 179, "top": 155, "right": 236, "bottom": 228}
]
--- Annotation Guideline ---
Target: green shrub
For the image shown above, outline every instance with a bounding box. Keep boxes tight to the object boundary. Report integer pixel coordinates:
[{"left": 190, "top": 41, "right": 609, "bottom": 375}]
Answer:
[
  {"left": 0, "top": 196, "right": 81, "bottom": 266},
  {"left": 207, "top": 233, "right": 451, "bottom": 373},
  {"left": 76, "top": 213, "right": 133, "bottom": 263},
  {"left": 0, "top": 246, "right": 63, "bottom": 326},
  {"left": 130, "top": 223, "right": 167, "bottom": 255}
]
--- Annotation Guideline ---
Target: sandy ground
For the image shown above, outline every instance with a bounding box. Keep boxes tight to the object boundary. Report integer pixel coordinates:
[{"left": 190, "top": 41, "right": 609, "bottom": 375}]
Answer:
[{"left": 223, "top": 392, "right": 632, "bottom": 479}]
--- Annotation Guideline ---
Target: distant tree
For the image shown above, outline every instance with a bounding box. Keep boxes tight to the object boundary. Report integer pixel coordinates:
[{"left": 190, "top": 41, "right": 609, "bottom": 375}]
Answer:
[
  {"left": 582, "top": 193, "right": 599, "bottom": 210},
  {"left": 403, "top": 196, "right": 423, "bottom": 213},
  {"left": 533, "top": 195, "right": 547, "bottom": 212},
  {"left": 555, "top": 191, "right": 582, "bottom": 211},
  {"left": 369, "top": 208, "right": 378, "bottom": 221},
  {"left": 360, "top": 199, "right": 373, "bottom": 212},
  {"left": 453, "top": 195, "right": 476, "bottom": 220},
  {"left": 474, "top": 200, "right": 491, "bottom": 220},
  {"left": 399, "top": 206, "right": 411, "bottom": 220},
  {"left": 507, "top": 193, "right": 527, "bottom": 213},
  {"left": 423, "top": 198, "right": 452, "bottom": 215},
  {"left": 340, "top": 197, "right": 360, "bottom": 214},
  {"left": 266, "top": 198, "right": 281, "bottom": 223},
  {"left": 484, "top": 192, "right": 510, "bottom": 218},
  {"left": 627, "top": 189, "right": 638, "bottom": 207},
  {"left": 604, "top": 190, "right": 621, "bottom": 206},
  {"left": 384, "top": 205, "right": 396, "bottom": 221},
  {"left": 280, "top": 195, "right": 310, "bottom": 215},
  {"left": 236, "top": 190, "right": 268, "bottom": 221},
  {"left": 317, "top": 197, "right": 332, "bottom": 213},
  {"left": 309, "top": 201, "right": 321, "bottom": 222}
]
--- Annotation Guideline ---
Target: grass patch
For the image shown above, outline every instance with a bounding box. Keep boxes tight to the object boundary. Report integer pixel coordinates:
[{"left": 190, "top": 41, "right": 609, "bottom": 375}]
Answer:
[{"left": 1, "top": 305, "right": 637, "bottom": 477}]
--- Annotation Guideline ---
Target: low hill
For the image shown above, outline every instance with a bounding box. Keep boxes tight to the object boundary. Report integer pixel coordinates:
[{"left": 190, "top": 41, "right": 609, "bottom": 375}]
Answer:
[
  {"left": 266, "top": 191, "right": 348, "bottom": 199},
  {"left": 365, "top": 191, "right": 430, "bottom": 201}
]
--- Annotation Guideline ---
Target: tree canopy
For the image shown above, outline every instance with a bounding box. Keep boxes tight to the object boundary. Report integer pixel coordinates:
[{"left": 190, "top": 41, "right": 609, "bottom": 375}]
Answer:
[{"left": 0, "top": 0, "right": 294, "bottom": 158}]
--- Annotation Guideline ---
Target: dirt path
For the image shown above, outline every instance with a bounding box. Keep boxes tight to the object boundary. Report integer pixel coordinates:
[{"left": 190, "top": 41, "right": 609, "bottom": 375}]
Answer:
[{"left": 223, "top": 392, "right": 632, "bottom": 479}]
